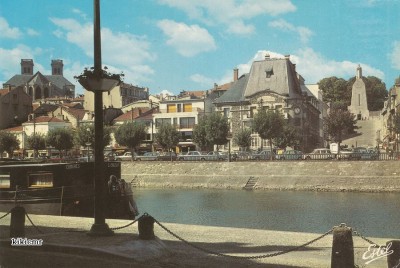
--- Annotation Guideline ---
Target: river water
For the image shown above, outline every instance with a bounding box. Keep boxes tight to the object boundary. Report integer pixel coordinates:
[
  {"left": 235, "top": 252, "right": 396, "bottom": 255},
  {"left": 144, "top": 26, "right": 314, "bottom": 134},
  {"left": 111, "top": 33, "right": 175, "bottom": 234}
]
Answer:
[{"left": 133, "top": 188, "right": 399, "bottom": 238}]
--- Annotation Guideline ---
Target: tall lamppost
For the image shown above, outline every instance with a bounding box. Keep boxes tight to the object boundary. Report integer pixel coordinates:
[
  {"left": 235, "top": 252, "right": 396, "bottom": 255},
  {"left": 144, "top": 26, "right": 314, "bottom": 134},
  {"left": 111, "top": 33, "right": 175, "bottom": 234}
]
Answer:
[{"left": 76, "top": 0, "right": 121, "bottom": 236}]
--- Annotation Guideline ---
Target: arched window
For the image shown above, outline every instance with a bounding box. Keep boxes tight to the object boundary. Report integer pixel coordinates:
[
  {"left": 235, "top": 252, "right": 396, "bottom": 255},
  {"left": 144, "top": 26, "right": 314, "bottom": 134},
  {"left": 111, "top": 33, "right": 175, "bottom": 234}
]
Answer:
[
  {"left": 35, "top": 86, "right": 42, "bottom": 99},
  {"left": 44, "top": 87, "right": 49, "bottom": 98}
]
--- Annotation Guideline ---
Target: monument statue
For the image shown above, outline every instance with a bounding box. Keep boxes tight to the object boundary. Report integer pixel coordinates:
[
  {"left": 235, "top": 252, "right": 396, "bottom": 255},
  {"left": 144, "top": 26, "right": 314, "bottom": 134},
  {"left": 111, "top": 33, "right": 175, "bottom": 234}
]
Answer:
[{"left": 348, "top": 65, "right": 369, "bottom": 120}]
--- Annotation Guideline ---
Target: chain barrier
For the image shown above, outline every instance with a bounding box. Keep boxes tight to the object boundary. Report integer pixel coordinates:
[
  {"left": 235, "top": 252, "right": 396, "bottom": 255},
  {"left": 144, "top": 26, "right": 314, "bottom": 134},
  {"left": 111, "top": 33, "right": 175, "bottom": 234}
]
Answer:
[
  {"left": 353, "top": 229, "right": 381, "bottom": 248},
  {"left": 152, "top": 215, "right": 333, "bottom": 260},
  {"left": 110, "top": 214, "right": 144, "bottom": 231},
  {"left": 0, "top": 210, "right": 11, "bottom": 220},
  {"left": 25, "top": 212, "right": 45, "bottom": 234}
]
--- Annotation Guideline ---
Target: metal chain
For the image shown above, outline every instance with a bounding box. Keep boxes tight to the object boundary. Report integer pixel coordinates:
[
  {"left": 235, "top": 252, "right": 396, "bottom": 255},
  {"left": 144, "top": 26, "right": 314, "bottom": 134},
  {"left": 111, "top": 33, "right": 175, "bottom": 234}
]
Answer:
[
  {"left": 353, "top": 229, "right": 380, "bottom": 248},
  {"left": 110, "top": 214, "right": 143, "bottom": 231},
  {"left": 0, "top": 211, "right": 11, "bottom": 220},
  {"left": 25, "top": 212, "right": 45, "bottom": 234},
  {"left": 153, "top": 216, "right": 333, "bottom": 260}
]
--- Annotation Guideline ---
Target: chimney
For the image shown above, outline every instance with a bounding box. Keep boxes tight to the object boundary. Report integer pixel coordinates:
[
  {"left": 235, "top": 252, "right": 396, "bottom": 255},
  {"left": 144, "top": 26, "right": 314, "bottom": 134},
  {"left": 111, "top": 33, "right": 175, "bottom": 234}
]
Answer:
[
  {"left": 233, "top": 68, "right": 239, "bottom": 81},
  {"left": 265, "top": 54, "right": 270, "bottom": 60},
  {"left": 214, "top": 83, "right": 218, "bottom": 90}
]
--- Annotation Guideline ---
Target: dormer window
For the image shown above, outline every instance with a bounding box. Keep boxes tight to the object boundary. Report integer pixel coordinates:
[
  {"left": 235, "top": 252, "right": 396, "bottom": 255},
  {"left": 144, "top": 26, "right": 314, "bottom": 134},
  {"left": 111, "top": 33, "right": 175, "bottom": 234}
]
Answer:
[{"left": 265, "top": 67, "right": 273, "bottom": 78}]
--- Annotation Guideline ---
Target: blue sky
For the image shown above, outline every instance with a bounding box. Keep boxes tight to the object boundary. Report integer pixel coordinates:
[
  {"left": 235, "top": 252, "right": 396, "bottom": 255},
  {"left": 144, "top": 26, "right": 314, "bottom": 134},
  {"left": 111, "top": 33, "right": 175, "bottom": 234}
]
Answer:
[{"left": 1, "top": 0, "right": 399, "bottom": 96}]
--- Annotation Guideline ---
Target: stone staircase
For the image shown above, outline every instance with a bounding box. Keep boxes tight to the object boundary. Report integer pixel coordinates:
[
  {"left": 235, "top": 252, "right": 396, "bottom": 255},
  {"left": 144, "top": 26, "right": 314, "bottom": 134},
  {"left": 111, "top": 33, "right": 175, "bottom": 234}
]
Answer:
[
  {"left": 342, "top": 115, "right": 381, "bottom": 148},
  {"left": 243, "top": 176, "right": 258, "bottom": 190}
]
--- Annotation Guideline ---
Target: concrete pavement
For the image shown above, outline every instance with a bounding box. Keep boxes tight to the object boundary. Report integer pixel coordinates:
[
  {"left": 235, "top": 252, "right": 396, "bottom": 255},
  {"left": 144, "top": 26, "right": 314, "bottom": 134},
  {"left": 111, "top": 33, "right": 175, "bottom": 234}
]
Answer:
[{"left": 0, "top": 213, "right": 394, "bottom": 267}]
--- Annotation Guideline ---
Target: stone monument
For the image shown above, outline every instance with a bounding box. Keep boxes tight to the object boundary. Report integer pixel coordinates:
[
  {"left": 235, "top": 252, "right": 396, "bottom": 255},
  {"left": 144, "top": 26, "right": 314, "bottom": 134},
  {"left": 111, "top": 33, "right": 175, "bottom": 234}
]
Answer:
[{"left": 348, "top": 65, "right": 369, "bottom": 120}]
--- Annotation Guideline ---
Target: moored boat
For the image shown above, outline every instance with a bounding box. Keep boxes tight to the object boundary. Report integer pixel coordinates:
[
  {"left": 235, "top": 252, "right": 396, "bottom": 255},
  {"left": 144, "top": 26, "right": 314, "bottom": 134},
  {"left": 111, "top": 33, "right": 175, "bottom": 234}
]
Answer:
[{"left": 0, "top": 161, "right": 138, "bottom": 219}]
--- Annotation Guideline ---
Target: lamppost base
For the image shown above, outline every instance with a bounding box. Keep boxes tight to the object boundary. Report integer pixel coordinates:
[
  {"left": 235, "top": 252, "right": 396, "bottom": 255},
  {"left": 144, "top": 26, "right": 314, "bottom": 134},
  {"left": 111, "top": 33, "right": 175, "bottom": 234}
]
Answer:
[{"left": 87, "top": 223, "right": 114, "bottom": 237}]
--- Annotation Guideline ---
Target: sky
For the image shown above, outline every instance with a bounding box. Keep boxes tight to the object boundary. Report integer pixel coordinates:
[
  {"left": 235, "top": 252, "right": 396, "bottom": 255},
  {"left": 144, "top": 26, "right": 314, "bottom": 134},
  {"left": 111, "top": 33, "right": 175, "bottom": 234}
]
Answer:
[{"left": 1, "top": 0, "right": 400, "bottom": 96}]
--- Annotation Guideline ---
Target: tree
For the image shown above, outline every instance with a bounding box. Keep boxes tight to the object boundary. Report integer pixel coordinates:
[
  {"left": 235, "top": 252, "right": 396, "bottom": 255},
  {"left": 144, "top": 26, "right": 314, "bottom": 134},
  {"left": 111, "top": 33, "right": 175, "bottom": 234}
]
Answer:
[
  {"left": 154, "top": 124, "right": 180, "bottom": 161},
  {"left": 252, "top": 108, "right": 285, "bottom": 159},
  {"left": 205, "top": 112, "right": 230, "bottom": 150},
  {"left": 26, "top": 133, "right": 46, "bottom": 158},
  {"left": 114, "top": 122, "right": 147, "bottom": 159},
  {"left": 0, "top": 131, "right": 20, "bottom": 158},
  {"left": 46, "top": 128, "right": 75, "bottom": 157},
  {"left": 75, "top": 124, "right": 111, "bottom": 151},
  {"left": 274, "top": 125, "right": 302, "bottom": 150},
  {"left": 318, "top": 77, "right": 350, "bottom": 106},
  {"left": 233, "top": 128, "right": 252, "bottom": 151},
  {"left": 324, "top": 109, "right": 357, "bottom": 148},
  {"left": 192, "top": 117, "right": 212, "bottom": 151}
]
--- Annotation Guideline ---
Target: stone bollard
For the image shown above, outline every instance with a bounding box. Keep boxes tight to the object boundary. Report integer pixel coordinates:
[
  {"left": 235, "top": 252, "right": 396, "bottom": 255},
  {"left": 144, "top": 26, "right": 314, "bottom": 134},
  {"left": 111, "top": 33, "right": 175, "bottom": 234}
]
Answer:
[
  {"left": 10, "top": 206, "right": 26, "bottom": 237},
  {"left": 387, "top": 240, "right": 400, "bottom": 268},
  {"left": 331, "top": 224, "right": 354, "bottom": 268},
  {"left": 138, "top": 214, "right": 155, "bottom": 240}
]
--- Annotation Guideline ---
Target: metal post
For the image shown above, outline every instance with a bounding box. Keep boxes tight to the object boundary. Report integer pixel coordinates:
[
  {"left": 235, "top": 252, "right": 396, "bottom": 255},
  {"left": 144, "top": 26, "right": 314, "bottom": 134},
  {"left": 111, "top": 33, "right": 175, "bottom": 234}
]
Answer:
[
  {"left": 88, "top": 0, "right": 113, "bottom": 236},
  {"left": 331, "top": 224, "right": 354, "bottom": 268}
]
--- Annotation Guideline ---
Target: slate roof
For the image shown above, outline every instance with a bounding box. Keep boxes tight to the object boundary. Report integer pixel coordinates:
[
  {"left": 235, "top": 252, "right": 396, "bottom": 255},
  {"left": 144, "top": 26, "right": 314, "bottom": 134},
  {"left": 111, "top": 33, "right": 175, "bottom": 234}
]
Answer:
[
  {"left": 4, "top": 72, "right": 74, "bottom": 89},
  {"left": 113, "top": 107, "right": 151, "bottom": 122},
  {"left": 213, "top": 74, "right": 249, "bottom": 104}
]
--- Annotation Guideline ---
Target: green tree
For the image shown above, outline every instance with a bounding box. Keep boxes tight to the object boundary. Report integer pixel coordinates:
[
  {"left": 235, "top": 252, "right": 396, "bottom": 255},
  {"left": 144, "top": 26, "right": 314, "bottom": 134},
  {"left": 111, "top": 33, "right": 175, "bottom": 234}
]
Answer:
[
  {"left": 192, "top": 116, "right": 212, "bottom": 151},
  {"left": 26, "top": 133, "right": 46, "bottom": 158},
  {"left": 324, "top": 109, "right": 357, "bottom": 148},
  {"left": 0, "top": 131, "right": 20, "bottom": 158},
  {"left": 75, "top": 124, "right": 111, "bottom": 150},
  {"left": 252, "top": 108, "right": 285, "bottom": 159},
  {"left": 347, "top": 76, "right": 387, "bottom": 111},
  {"left": 114, "top": 122, "right": 147, "bottom": 159},
  {"left": 318, "top": 77, "right": 350, "bottom": 106},
  {"left": 46, "top": 128, "right": 75, "bottom": 157},
  {"left": 233, "top": 128, "right": 252, "bottom": 151},
  {"left": 274, "top": 125, "right": 302, "bottom": 149},
  {"left": 155, "top": 124, "right": 180, "bottom": 161},
  {"left": 205, "top": 112, "right": 230, "bottom": 150}
]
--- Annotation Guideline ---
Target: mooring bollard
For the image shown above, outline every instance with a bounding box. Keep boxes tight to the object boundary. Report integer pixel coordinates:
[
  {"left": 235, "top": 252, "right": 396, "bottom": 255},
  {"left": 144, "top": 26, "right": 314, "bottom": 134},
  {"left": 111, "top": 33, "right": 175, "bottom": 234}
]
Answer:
[
  {"left": 387, "top": 240, "right": 400, "bottom": 268},
  {"left": 138, "top": 214, "right": 155, "bottom": 240},
  {"left": 331, "top": 223, "right": 354, "bottom": 268},
  {"left": 10, "top": 206, "right": 26, "bottom": 237}
]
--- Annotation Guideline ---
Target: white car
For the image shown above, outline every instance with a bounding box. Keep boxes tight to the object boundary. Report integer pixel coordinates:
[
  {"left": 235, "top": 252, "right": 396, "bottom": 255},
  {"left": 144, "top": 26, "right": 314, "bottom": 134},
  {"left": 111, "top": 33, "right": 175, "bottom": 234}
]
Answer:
[{"left": 115, "top": 152, "right": 136, "bottom": 161}]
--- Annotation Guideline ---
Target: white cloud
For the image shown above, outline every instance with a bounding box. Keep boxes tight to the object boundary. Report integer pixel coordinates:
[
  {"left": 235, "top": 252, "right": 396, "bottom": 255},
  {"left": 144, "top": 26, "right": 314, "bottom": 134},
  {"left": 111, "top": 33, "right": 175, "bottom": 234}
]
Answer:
[
  {"left": 390, "top": 41, "right": 400, "bottom": 70},
  {"left": 0, "top": 17, "right": 22, "bottom": 39},
  {"left": 215, "top": 49, "right": 384, "bottom": 86},
  {"left": 190, "top": 73, "right": 215, "bottom": 86},
  {"left": 49, "top": 17, "right": 156, "bottom": 87},
  {"left": 158, "top": 0, "right": 296, "bottom": 35},
  {"left": 268, "top": 19, "right": 313, "bottom": 43},
  {"left": 26, "top": 28, "right": 40, "bottom": 36},
  {"left": 157, "top": 19, "right": 216, "bottom": 57}
]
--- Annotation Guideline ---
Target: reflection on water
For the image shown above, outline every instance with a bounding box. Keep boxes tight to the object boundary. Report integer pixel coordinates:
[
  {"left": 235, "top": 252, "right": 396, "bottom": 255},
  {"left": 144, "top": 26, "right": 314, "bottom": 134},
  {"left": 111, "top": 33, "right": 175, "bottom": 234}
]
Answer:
[{"left": 134, "top": 188, "right": 400, "bottom": 238}]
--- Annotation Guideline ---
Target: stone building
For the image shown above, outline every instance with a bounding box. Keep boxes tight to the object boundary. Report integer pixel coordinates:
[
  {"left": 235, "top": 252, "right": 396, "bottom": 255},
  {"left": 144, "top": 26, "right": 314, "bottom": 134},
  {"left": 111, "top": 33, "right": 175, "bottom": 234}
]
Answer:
[
  {"left": 348, "top": 65, "right": 369, "bottom": 120},
  {"left": 214, "top": 54, "right": 320, "bottom": 152},
  {"left": 0, "top": 86, "right": 32, "bottom": 130},
  {"left": 84, "top": 82, "right": 149, "bottom": 112},
  {"left": 3, "top": 59, "right": 75, "bottom": 100}
]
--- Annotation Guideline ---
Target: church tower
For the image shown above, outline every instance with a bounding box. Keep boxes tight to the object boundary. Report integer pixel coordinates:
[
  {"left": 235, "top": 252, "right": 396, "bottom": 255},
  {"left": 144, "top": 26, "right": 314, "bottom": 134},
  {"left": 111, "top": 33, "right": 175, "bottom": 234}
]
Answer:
[{"left": 348, "top": 65, "right": 369, "bottom": 120}]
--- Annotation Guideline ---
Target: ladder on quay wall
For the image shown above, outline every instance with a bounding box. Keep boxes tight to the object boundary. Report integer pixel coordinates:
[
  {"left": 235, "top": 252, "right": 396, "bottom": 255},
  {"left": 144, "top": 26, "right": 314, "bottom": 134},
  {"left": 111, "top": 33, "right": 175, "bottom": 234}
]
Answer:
[
  {"left": 243, "top": 176, "right": 258, "bottom": 190},
  {"left": 130, "top": 176, "right": 139, "bottom": 187}
]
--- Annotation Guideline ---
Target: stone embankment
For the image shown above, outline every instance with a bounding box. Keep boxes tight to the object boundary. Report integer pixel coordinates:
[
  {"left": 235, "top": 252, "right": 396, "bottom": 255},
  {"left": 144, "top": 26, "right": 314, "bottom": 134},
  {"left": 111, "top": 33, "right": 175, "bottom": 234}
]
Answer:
[{"left": 121, "top": 161, "right": 400, "bottom": 192}]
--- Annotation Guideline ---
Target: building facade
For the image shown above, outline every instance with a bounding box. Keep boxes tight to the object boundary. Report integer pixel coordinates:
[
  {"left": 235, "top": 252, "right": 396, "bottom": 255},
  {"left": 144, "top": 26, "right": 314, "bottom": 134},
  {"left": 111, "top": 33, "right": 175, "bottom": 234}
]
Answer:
[
  {"left": 3, "top": 59, "right": 75, "bottom": 100},
  {"left": 0, "top": 86, "right": 32, "bottom": 130},
  {"left": 214, "top": 54, "right": 321, "bottom": 152}
]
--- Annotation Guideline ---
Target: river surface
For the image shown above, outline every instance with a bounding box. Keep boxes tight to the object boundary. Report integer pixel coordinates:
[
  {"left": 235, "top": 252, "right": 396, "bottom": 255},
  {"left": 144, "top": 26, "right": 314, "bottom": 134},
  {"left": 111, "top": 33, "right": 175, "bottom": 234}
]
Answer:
[{"left": 133, "top": 188, "right": 399, "bottom": 238}]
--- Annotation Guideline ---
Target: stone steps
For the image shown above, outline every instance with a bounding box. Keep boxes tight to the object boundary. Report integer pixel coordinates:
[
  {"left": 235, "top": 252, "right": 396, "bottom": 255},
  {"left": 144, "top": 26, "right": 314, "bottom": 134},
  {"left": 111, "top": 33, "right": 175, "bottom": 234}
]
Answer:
[{"left": 243, "top": 176, "right": 258, "bottom": 190}]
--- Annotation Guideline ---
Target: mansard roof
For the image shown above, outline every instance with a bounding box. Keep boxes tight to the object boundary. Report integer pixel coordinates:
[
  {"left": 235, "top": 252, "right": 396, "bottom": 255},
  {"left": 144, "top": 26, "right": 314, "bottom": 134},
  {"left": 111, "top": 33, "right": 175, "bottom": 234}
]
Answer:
[{"left": 213, "top": 74, "right": 249, "bottom": 104}]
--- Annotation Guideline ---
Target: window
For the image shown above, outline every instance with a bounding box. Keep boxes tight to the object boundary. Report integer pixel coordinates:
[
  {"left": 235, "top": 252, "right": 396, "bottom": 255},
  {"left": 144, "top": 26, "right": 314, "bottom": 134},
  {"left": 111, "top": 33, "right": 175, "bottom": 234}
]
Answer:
[
  {"left": 155, "top": 118, "right": 171, "bottom": 128},
  {"left": 177, "top": 104, "right": 182, "bottom": 112},
  {"left": 183, "top": 103, "right": 192, "bottom": 112},
  {"left": 167, "top": 104, "right": 177, "bottom": 113},
  {"left": 265, "top": 67, "right": 273, "bottom": 78},
  {"left": 0, "top": 174, "right": 10, "bottom": 188},
  {"left": 179, "top": 117, "right": 195, "bottom": 128},
  {"left": 223, "top": 108, "right": 230, "bottom": 118},
  {"left": 28, "top": 172, "right": 53, "bottom": 188}
]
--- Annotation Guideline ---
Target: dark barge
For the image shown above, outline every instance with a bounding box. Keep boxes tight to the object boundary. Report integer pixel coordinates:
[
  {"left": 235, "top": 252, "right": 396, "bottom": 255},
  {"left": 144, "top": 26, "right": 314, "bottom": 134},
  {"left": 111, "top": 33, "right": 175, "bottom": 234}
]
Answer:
[{"left": 0, "top": 161, "right": 138, "bottom": 219}]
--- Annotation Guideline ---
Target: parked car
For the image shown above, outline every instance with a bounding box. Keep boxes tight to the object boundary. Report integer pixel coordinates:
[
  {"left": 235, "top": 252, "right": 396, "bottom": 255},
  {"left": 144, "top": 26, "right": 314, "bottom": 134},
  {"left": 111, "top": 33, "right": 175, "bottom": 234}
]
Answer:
[
  {"left": 157, "top": 152, "right": 177, "bottom": 161},
  {"left": 206, "top": 151, "right": 227, "bottom": 161},
  {"left": 277, "top": 150, "right": 303, "bottom": 160},
  {"left": 350, "top": 147, "right": 379, "bottom": 160},
  {"left": 115, "top": 152, "right": 137, "bottom": 161},
  {"left": 303, "top": 148, "right": 335, "bottom": 160},
  {"left": 337, "top": 148, "right": 353, "bottom": 160},
  {"left": 250, "top": 150, "right": 275, "bottom": 160},
  {"left": 135, "top": 152, "right": 160, "bottom": 161},
  {"left": 178, "top": 151, "right": 208, "bottom": 161}
]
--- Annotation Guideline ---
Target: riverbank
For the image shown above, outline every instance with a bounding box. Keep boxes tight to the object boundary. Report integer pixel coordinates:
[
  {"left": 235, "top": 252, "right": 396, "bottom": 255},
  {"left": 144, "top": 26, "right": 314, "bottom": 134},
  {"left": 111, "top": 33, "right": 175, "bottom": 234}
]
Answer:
[
  {"left": 0, "top": 214, "right": 393, "bottom": 267},
  {"left": 121, "top": 161, "right": 400, "bottom": 193}
]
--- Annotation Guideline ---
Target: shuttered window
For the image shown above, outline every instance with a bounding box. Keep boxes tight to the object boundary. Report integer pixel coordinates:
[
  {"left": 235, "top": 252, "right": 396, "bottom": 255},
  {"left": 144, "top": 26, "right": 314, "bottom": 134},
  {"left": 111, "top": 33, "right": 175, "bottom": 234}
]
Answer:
[
  {"left": 167, "top": 104, "right": 177, "bottom": 113},
  {"left": 183, "top": 103, "right": 192, "bottom": 112}
]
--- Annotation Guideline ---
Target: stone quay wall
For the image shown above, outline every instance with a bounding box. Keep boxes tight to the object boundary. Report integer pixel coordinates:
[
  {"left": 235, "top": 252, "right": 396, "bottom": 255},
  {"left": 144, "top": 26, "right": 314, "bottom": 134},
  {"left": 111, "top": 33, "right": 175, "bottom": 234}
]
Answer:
[{"left": 121, "top": 161, "right": 400, "bottom": 192}]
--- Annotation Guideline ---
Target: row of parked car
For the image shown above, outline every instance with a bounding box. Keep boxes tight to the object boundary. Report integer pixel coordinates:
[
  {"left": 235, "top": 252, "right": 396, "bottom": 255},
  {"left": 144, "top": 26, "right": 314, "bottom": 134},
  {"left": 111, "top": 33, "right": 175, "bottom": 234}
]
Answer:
[{"left": 112, "top": 146, "right": 381, "bottom": 162}]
